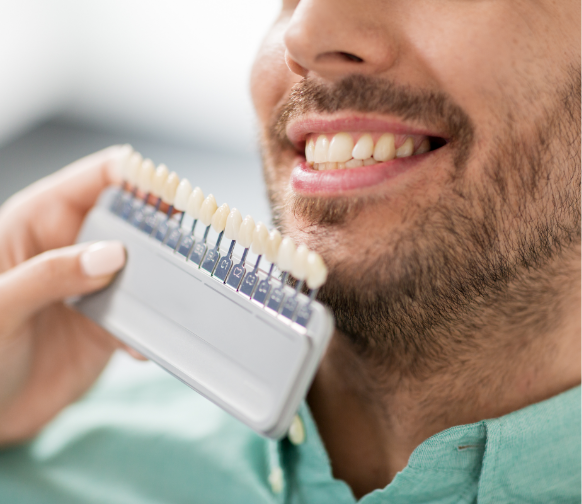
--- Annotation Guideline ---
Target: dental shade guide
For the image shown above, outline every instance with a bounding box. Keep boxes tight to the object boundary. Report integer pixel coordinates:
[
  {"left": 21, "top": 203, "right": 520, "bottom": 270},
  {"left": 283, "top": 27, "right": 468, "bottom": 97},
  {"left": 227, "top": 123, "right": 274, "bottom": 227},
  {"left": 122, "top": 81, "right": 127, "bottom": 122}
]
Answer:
[{"left": 73, "top": 149, "right": 334, "bottom": 438}]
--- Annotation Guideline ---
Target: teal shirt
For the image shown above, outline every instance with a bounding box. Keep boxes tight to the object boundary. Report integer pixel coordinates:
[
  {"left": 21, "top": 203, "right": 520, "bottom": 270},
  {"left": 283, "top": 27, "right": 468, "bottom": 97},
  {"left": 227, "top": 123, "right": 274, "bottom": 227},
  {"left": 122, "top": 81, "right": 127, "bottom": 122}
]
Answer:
[{"left": 0, "top": 360, "right": 579, "bottom": 503}]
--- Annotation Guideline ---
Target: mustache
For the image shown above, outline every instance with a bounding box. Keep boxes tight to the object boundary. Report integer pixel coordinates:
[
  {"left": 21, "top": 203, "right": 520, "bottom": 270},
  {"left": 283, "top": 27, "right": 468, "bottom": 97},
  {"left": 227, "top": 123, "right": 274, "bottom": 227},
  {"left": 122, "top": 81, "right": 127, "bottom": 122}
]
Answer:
[{"left": 270, "top": 74, "right": 475, "bottom": 169}]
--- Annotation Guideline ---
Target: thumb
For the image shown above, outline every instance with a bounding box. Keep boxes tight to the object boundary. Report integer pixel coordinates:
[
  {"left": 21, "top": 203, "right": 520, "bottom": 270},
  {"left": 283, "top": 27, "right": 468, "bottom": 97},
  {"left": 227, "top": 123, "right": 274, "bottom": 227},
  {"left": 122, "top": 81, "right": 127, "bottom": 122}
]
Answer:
[{"left": 0, "top": 241, "right": 125, "bottom": 331}]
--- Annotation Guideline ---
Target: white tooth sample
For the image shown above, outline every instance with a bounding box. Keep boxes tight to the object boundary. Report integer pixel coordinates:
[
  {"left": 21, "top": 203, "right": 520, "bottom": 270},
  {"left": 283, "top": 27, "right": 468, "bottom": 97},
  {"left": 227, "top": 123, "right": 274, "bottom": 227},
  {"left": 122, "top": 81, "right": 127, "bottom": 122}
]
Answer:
[
  {"left": 314, "top": 135, "right": 329, "bottom": 163},
  {"left": 174, "top": 178, "right": 193, "bottom": 212},
  {"left": 305, "top": 138, "right": 315, "bottom": 164},
  {"left": 291, "top": 244, "right": 309, "bottom": 280},
  {"left": 211, "top": 203, "right": 230, "bottom": 232},
  {"left": 415, "top": 138, "right": 430, "bottom": 154},
  {"left": 345, "top": 158, "right": 363, "bottom": 168},
  {"left": 117, "top": 145, "right": 134, "bottom": 180},
  {"left": 352, "top": 134, "right": 374, "bottom": 160},
  {"left": 126, "top": 151, "right": 143, "bottom": 185},
  {"left": 161, "top": 171, "right": 180, "bottom": 204},
  {"left": 277, "top": 237, "right": 296, "bottom": 272},
  {"left": 186, "top": 187, "right": 205, "bottom": 219},
  {"left": 151, "top": 164, "right": 169, "bottom": 197},
  {"left": 251, "top": 222, "right": 269, "bottom": 255},
  {"left": 328, "top": 132, "right": 354, "bottom": 163},
  {"left": 306, "top": 251, "right": 328, "bottom": 289},
  {"left": 396, "top": 137, "right": 415, "bottom": 158},
  {"left": 199, "top": 194, "right": 218, "bottom": 226},
  {"left": 364, "top": 158, "right": 376, "bottom": 166},
  {"left": 224, "top": 208, "right": 242, "bottom": 240},
  {"left": 137, "top": 158, "right": 155, "bottom": 193},
  {"left": 237, "top": 215, "right": 256, "bottom": 248},
  {"left": 373, "top": 133, "right": 396, "bottom": 161},
  {"left": 265, "top": 229, "right": 282, "bottom": 263}
]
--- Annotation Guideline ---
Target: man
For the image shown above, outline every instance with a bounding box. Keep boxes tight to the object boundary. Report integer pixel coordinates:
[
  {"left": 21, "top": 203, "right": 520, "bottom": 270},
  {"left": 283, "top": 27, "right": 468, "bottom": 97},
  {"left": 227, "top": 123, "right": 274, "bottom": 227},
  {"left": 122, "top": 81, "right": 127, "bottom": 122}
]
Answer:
[{"left": 0, "top": 0, "right": 579, "bottom": 502}]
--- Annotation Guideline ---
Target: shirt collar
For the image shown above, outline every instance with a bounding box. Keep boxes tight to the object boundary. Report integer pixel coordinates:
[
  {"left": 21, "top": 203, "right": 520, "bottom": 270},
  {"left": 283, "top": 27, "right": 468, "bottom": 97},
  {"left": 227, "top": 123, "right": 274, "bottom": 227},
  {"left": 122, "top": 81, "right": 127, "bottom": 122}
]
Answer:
[{"left": 276, "top": 386, "right": 580, "bottom": 503}]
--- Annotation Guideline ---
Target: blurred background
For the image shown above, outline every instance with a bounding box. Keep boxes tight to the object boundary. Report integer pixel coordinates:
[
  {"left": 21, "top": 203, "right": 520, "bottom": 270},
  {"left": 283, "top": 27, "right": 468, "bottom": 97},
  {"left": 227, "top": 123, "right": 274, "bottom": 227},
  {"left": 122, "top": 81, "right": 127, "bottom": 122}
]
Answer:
[
  {"left": 0, "top": 0, "right": 280, "bottom": 380},
  {"left": 0, "top": 0, "right": 280, "bottom": 223}
]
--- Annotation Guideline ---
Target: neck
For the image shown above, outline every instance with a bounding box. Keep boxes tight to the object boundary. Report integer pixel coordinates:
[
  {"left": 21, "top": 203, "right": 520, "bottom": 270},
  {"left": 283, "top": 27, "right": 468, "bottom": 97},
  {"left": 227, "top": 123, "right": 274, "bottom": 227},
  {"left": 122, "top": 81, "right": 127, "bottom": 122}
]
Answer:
[{"left": 307, "top": 244, "right": 581, "bottom": 499}]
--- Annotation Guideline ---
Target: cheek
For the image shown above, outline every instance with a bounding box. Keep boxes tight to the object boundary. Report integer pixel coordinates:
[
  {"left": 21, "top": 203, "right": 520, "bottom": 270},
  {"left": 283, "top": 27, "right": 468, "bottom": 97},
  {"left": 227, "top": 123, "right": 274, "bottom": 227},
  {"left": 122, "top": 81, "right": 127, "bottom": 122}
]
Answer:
[{"left": 251, "top": 19, "right": 295, "bottom": 127}]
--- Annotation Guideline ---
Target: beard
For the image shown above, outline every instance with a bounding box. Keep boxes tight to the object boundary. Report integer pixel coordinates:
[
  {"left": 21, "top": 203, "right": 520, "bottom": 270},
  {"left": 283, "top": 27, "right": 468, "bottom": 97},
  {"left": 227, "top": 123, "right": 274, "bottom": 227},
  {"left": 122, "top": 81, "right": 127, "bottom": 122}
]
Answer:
[{"left": 262, "top": 72, "right": 581, "bottom": 375}]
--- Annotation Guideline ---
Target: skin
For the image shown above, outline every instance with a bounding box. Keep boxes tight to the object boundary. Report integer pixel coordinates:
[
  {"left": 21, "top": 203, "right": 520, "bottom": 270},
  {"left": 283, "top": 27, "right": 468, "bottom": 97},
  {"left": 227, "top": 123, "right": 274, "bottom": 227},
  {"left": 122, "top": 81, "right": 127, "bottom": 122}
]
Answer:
[
  {"left": 251, "top": 0, "right": 581, "bottom": 498},
  {"left": 0, "top": 146, "right": 144, "bottom": 446}
]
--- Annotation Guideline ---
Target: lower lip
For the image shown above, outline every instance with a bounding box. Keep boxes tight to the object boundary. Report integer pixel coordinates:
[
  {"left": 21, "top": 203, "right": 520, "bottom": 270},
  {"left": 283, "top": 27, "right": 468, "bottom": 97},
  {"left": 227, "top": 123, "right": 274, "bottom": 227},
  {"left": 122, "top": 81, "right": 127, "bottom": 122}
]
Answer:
[{"left": 290, "top": 154, "right": 429, "bottom": 195}]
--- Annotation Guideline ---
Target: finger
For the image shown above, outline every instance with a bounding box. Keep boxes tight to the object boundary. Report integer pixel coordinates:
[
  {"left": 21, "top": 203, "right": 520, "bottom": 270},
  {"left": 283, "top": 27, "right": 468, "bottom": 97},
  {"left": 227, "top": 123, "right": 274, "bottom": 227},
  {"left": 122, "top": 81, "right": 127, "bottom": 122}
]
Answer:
[{"left": 0, "top": 241, "right": 125, "bottom": 331}]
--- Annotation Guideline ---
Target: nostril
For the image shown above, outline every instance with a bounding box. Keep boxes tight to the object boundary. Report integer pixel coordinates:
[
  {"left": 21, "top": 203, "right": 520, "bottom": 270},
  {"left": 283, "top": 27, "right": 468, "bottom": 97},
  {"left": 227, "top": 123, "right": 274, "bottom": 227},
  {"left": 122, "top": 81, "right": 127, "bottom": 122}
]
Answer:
[{"left": 339, "top": 52, "right": 364, "bottom": 63}]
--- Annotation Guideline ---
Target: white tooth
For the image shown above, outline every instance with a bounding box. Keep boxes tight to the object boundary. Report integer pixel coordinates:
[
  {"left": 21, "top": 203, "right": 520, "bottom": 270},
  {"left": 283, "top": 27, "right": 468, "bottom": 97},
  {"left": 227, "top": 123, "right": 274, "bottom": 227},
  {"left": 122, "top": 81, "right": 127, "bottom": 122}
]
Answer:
[
  {"left": 117, "top": 144, "right": 134, "bottom": 181},
  {"left": 251, "top": 222, "right": 269, "bottom": 255},
  {"left": 186, "top": 187, "right": 204, "bottom": 219},
  {"left": 396, "top": 137, "right": 415, "bottom": 158},
  {"left": 174, "top": 178, "right": 193, "bottom": 212},
  {"left": 277, "top": 237, "right": 296, "bottom": 272},
  {"left": 161, "top": 171, "right": 180, "bottom": 204},
  {"left": 345, "top": 158, "right": 363, "bottom": 168},
  {"left": 211, "top": 203, "right": 230, "bottom": 232},
  {"left": 151, "top": 164, "right": 169, "bottom": 197},
  {"left": 325, "top": 162, "right": 338, "bottom": 170},
  {"left": 224, "top": 208, "right": 242, "bottom": 241},
  {"left": 305, "top": 138, "right": 315, "bottom": 164},
  {"left": 313, "top": 163, "right": 320, "bottom": 170},
  {"left": 306, "top": 251, "right": 328, "bottom": 289},
  {"left": 352, "top": 134, "right": 373, "bottom": 160},
  {"left": 328, "top": 132, "right": 354, "bottom": 162},
  {"left": 373, "top": 133, "right": 396, "bottom": 161},
  {"left": 265, "top": 229, "right": 282, "bottom": 263},
  {"left": 415, "top": 138, "right": 430, "bottom": 155},
  {"left": 126, "top": 152, "right": 143, "bottom": 185},
  {"left": 338, "top": 162, "right": 346, "bottom": 169},
  {"left": 314, "top": 135, "right": 329, "bottom": 163},
  {"left": 199, "top": 194, "right": 217, "bottom": 226},
  {"left": 291, "top": 244, "right": 309, "bottom": 280},
  {"left": 237, "top": 215, "right": 255, "bottom": 248},
  {"left": 364, "top": 158, "right": 376, "bottom": 166},
  {"left": 137, "top": 158, "right": 155, "bottom": 193}
]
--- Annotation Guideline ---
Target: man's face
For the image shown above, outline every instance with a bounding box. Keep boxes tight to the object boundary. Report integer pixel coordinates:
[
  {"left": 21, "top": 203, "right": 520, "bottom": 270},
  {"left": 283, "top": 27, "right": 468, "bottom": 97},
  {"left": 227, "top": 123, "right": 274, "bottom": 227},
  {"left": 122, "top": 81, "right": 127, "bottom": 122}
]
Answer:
[{"left": 251, "top": 0, "right": 580, "bottom": 364}]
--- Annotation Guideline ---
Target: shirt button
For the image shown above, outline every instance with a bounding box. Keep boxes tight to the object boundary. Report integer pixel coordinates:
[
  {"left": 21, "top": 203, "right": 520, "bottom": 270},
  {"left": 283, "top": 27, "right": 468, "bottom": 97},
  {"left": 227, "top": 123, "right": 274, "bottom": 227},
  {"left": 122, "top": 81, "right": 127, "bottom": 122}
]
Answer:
[
  {"left": 288, "top": 414, "right": 305, "bottom": 445},
  {"left": 268, "top": 466, "right": 283, "bottom": 494}
]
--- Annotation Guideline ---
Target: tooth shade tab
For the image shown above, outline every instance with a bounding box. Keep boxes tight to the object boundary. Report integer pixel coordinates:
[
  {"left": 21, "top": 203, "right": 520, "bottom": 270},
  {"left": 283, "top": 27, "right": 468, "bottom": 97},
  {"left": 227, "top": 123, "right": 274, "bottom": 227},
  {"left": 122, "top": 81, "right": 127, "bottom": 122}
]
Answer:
[
  {"left": 352, "top": 134, "right": 374, "bottom": 160},
  {"left": 238, "top": 215, "right": 256, "bottom": 248},
  {"left": 211, "top": 203, "right": 230, "bottom": 232},
  {"left": 117, "top": 145, "right": 134, "bottom": 180},
  {"left": 265, "top": 229, "right": 282, "bottom": 263},
  {"left": 314, "top": 135, "right": 329, "bottom": 163},
  {"left": 251, "top": 222, "right": 269, "bottom": 255},
  {"left": 161, "top": 171, "right": 180, "bottom": 204},
  {"left": 277, "top": 237, "right": 296, "bottom": 272},
  {"left": 137, "top": 158, "right": 155, "bottom": 193},
  {"left": 306, "top": 251, "right": 327, "bottom": 289},
  {"left": 291, "top": 244, "right": 309, "bottom": 280},
  {"left": 373, "top": 133, "right": 396, "bottom": 162},
  {"left": 126, "top": 151, "right": 143, "bottom": 185},
  {"left": 174, "top": 178, "right": 193, "bottom": 211},
  {"left": 151, "top": 164, "right": 169, "bottom": 197},
  {"left": 224, "top": 208, "right": 242, "bottom": 240},
  {"left": 328, "top": 132, "right": 354, "bottom": 163},
  {"left": 186, "top": 187, "right": 205, "bottom": 219},
  {"left": 396, "top": 137, "right": 415, "bottom": 158},
  {"left": 305, "top": 138, "right": 315, "bottom": 164},
  {"left": 199, "top": 194, "right": 218, "bottom": 226}
]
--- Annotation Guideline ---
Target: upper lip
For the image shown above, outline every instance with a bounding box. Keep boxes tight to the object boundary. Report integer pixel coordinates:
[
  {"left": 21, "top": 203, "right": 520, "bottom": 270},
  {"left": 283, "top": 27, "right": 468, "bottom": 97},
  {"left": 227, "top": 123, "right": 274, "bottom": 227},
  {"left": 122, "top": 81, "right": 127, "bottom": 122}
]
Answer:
[{"left": 285, "top": 113, "right": 447, "bottom": 152}]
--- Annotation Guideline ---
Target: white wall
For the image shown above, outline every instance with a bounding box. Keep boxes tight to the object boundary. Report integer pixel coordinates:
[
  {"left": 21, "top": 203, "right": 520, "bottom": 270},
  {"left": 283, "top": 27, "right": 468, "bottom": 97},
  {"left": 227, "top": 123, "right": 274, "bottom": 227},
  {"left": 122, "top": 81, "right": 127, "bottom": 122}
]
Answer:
[{"left": 0, "top": 0, "right": 280, "bottom": 154}]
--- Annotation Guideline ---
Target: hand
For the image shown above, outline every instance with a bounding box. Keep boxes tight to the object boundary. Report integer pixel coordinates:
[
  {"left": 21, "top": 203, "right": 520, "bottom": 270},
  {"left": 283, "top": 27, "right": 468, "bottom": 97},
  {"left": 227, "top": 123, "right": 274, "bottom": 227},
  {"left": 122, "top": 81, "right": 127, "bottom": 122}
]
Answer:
[{"left": 0, "top": 145, "right": 138, "bottom": 446}]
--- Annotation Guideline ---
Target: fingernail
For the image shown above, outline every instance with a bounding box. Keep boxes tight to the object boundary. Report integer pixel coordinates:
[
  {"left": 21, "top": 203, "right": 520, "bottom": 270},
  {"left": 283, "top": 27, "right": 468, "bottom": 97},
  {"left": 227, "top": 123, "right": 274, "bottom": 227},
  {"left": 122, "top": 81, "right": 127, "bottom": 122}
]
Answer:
[{"left": 80, "top": 241, "right": 126, "bottom": 277}]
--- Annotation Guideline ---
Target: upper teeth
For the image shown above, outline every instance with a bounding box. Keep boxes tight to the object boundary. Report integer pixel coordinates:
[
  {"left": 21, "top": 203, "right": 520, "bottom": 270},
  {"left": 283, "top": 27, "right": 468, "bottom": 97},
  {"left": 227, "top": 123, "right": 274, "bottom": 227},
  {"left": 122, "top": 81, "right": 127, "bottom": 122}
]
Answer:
[{"left": 305, "top": 133, "right": 430, "bottom": 170}]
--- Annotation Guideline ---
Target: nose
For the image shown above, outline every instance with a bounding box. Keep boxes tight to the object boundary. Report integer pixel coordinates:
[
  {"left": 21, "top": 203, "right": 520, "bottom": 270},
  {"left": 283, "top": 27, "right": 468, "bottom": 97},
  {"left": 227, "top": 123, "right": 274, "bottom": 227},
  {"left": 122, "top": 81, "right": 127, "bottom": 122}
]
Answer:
[{"left": 284, "top": 0, "right": 398, "bottom": 81}]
